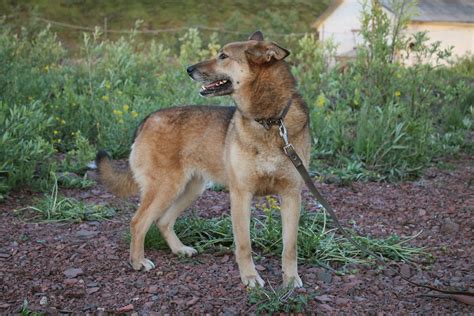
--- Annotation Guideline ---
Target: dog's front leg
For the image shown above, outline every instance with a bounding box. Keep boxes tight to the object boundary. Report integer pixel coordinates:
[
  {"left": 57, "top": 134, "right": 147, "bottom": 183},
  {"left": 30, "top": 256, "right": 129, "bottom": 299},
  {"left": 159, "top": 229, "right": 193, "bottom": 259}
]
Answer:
[
  {"left": 230, "top": 189, "right": 265, "bottom": 288},
  {"left": 280, "top": 190, "right": 303, "bottom": 288}
]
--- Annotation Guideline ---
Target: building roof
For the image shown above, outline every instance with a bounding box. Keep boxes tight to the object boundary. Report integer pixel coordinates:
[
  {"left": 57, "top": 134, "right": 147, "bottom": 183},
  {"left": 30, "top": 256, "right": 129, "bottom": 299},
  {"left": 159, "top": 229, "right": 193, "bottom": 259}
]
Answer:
[
  {"left": 381, "top": 0, "right": 474, "bottom": 24},
  {"left": 313, "top": 0, "right": 474, "bottom": 28}
]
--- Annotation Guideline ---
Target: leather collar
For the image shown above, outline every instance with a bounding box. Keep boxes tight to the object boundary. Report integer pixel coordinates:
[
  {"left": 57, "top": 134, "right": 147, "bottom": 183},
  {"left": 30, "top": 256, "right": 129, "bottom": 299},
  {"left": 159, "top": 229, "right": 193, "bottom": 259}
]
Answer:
[{"left": 255, "top": 98, "right": 293, "bottom": 130}]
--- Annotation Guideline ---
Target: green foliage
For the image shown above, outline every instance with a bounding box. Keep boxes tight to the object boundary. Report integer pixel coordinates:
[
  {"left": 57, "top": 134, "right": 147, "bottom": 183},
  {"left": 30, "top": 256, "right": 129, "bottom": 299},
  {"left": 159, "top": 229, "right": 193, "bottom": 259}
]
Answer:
[
  {"left": 0, "top": 101, "right": 56, "bottom": 193},
  {"left": 17, "top": 177, "right": 116, "bottom": 222},
  {"left": 140, "top": 196, "right": 426, "bottom": 266},
  {"left": 247, "top": 284, "right": 311, "bottom": 314},
  {"left": 295, "top": 0, "right": 472, "bottom": 181},
  {"left": 0, "top": 0, "right": 472, "bottom": 194}
]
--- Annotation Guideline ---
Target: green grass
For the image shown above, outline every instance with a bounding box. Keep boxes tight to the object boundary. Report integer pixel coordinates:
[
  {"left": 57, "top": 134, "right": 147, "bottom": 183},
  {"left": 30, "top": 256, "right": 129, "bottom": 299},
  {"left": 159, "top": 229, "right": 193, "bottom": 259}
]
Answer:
[
  {"left": 0, "top": 2, "right": 472, "bottom": 195},
  {"left": 138, "top": 197, "right": 426, "bottom": 267},
  {"left": 247, "top": 284, "right": 312, "bottom": 314},
  {"left": 16, "top": 178, "right": 116, "bottom": 222}
]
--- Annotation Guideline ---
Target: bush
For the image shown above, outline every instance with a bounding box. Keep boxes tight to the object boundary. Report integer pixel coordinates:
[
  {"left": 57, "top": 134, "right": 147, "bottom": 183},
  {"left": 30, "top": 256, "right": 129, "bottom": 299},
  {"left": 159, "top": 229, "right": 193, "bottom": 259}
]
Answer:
[
  {"left": 0, "top": 101, "right": 55, "bottom": 193},
  {"left": 295, "top": 0, "right": 472, "bottom": 181},
  {"left": 0, "top": 1, "right": 472, "bottom": 193}
]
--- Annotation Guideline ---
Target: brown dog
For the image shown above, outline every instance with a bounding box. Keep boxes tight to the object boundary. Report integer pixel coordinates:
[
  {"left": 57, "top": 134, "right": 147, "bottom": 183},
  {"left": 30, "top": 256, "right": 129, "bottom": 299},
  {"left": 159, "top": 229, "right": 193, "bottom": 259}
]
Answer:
[{"left": 96, "top": 31, "right": 310, "bottom": 288}]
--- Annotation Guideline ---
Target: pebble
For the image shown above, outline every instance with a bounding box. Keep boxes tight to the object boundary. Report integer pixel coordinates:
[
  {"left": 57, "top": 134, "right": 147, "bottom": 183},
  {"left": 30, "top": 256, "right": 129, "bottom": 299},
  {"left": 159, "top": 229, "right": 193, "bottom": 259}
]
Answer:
[
  {"left": 440, "top": 218, "right": 459, "bottom": 234},
  {"left": 39, "top": 296, "right": 48, "bottom": 306},
  {"left": 63, "top": 268, "right": 84, "bottom": 278},
  {"left": 76, "top": 230, "right": 99, "bottom": 239},
  {"left": 86, "top": 287, "right": 100, "bottom": 295},
  {"left": 400, "top": 264, "right": 411, "bottom": 278},
  {"left": 186, "top": 296, "right": 200, "bottom": 306},
  {"left": 316, "top": 269, "right": 333, "bottom": 283},
  {"left": 117, "top": 304, "right": 134, "bottom": 312}
]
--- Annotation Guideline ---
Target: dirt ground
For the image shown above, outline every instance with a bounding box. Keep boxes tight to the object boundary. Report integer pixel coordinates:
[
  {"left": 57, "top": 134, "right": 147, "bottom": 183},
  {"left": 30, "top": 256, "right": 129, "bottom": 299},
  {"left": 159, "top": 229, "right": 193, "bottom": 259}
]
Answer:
[{"left": 0, "top": 157, "right": 472, "bottom": 314}]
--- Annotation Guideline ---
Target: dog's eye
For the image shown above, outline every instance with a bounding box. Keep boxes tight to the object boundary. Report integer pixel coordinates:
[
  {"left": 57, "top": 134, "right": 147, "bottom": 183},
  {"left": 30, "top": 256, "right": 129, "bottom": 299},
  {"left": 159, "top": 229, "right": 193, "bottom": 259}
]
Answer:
[{"left": 218, "top": 53, "right": 228, "bottom": 60}]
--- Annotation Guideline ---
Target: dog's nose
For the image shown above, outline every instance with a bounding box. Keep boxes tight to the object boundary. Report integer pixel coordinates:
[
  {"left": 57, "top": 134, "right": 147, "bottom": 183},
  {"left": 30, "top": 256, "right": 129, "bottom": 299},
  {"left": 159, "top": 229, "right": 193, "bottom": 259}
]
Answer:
[{"left": 186, "top": 65, "right": 195, "bottom": 76}]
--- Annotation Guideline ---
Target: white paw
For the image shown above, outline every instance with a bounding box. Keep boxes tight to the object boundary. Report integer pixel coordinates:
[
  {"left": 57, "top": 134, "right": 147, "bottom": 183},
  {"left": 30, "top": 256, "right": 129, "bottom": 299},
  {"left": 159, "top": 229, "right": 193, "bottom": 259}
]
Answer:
[
  {"left": 131, "top": 258, "right": 155, "bottom": 271},
  {"left": 283, "top": 273, "right": 303, "bottom": 288},
  {"left": 174, "top": 246, "right": 198, "bottom": 257},
  {"left": 241, "top": 273, "right": 265, "bottom": 288}
]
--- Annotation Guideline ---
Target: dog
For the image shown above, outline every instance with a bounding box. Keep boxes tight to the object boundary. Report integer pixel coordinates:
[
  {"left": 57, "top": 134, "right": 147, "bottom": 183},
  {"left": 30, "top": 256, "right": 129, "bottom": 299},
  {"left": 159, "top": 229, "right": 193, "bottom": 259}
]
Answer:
[{"left": 96, "top": 31, "right": 310, "bottom": 288}]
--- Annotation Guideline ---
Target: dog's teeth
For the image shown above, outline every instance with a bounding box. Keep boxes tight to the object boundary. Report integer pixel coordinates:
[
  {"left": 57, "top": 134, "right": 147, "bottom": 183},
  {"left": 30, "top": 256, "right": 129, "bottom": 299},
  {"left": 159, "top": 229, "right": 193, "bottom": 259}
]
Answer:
[{"left": 201, "top": 85, "right": 206, "bottom": 90}]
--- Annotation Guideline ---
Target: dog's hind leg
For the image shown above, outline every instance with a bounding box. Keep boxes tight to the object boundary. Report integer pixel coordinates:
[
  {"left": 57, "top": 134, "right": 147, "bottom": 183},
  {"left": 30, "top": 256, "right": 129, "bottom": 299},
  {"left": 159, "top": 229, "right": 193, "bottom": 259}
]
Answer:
[
  {"left": 129, "top": 175, "right": 184, "bottom": 271},
  {"left": 156, "top": 176, "right": 205, "bottom": 257},
  {"left": 280, "top": 190, "right": 303, "bottom": 288}
]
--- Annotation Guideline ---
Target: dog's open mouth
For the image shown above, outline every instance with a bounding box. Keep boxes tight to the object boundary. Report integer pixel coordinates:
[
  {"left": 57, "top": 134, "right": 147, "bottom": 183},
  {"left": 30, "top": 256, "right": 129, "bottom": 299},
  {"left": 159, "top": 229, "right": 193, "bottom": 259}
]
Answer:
[{"left": 199, "top": 78, "right": 233, "bottom": 96}]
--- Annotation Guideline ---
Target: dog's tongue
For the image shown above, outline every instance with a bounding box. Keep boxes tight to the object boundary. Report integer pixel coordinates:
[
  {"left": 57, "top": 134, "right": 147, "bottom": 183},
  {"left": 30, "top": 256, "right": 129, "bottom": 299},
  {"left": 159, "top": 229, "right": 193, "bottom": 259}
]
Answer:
[{"left": 205, "top": 81, "right": 220, "bottom": 89}]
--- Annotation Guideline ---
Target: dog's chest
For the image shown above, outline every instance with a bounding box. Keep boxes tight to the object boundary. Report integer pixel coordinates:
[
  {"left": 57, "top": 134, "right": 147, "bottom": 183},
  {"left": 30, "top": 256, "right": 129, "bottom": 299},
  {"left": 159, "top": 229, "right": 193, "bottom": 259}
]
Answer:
[{"left": 254, "top": 150, "right": 286, "bottom": 175}]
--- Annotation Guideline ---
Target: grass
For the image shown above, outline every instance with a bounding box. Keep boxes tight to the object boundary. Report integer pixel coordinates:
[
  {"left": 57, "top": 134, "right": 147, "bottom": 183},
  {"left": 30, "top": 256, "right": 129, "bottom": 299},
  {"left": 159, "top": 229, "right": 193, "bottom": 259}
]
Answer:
[
  {"left": 247, "top": 283, "right": 312, "bottom": 314},
  {"left": 16, "top": 177, "right": 116, "bottom": 223},
  {"left": 139, "top": 197, "right": 426, "bottom": 267}
]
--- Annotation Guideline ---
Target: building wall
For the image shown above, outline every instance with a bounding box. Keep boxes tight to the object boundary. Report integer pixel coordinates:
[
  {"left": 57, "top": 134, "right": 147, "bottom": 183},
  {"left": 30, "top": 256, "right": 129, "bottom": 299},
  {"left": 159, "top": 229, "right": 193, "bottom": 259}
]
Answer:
[
  {"left": 317, "top": 0, "right": 363, "bottom": 55},
  {"left": 405, "top": 22, "right": 474, "bottom": 64},
  {"left": 317, "top": 0, "right": 474, "bottom": 65}
]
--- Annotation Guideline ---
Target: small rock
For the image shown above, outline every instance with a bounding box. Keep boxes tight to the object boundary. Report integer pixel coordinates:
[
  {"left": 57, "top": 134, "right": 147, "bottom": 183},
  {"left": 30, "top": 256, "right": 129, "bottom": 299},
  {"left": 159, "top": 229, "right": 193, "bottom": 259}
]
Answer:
[
  {"left": 440, "top": 219, "right": 459, "bottom": 234},
  {"left": 63, "top": 268, "right": 83, "bottom": 279},
  {"left": 319, "top": 303, "right": 334, "bottom": 312},
  {"left": 134, "top": 279, "right": 145, "bottom": 288},
  {"left": 335, "top": 297, "right": 349, "bottom": 305},
  {"left": 316, "top": 269, "right": 333, "bottom": 283},
  {"left": 64, "top": 278, "right": 78, "bottom": 286},
  {"left": 255, "top": 265, "right": 266, "bottom": 271},
  {"left": 186, "top": 296, "right": 199, "bottom": 306},
  {"left": 39, "top": 296, "right": 48, "bottom": 306},
  {"left": 117, "top": 304, "right": 134, "bottom": 312},
  {"left": 0, "top": 253, "right": 10, "bottom": 259},
  {"left": 86, "top": 287, "right": 100, "bottom": 295},
  {"left": 147, "top": 285, "right": 158, "bottom": 294},
  {"left": 220, "top": 255, "right": 230, "bottom": 263},
  {"left": 400, "top": 264, "right": 411, "bottom": 278},
  {"left": 418, "top": 209, "right": 427, "bottom": 216},
  {"left": 76, "top": 230, "right": 98, "bottom": 239}
]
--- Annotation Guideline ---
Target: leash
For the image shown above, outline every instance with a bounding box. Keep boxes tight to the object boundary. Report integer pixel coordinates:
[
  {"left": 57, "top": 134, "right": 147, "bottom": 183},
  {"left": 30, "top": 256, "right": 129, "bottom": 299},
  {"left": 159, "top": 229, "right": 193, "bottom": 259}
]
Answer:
[{"left": 272, "top": 117, "right": 474, "bottom": 305}]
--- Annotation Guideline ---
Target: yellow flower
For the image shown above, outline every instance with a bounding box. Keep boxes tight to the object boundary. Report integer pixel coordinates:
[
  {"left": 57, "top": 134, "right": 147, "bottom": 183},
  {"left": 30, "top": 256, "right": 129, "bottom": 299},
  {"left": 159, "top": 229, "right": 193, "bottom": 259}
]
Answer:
[
  {"left": 44, "top": 65, "right": 49, "bottom": 72},
  {"left": 53, "top": 130, "right": 59, "bottom": 135},
  {"left": 102, "top": 95, "right": 109, "bottom": 102},
  {"left": 113, "top": 109, "right": 123, "bottom": 116},
  {"left": 105, "top": 81, "right": 111, "bottom": 90},
  {"left": 123, "top": 104, "right": 129, "bottom": 112},
  {"left": 119, "top": 119, "right": 124, "bottom": 124},
  {"left": 395, "top": 91, "right": 401, "bottom": 97},
  {"left": 131, "top": 111, "right": 138, "bottom": 118},
  {"left": 61, "top": 119, "right": 66, "bottom": 125},
  {"left": 315, "top": 94, "right": 326, "bottom": 108}
]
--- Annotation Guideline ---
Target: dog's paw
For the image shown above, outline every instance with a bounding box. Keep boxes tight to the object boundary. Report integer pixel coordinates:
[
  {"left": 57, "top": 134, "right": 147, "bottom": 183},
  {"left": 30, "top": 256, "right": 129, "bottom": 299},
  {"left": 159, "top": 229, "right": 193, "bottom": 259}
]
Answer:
[
  {"left": 283, "top": 273, "right": 303, "bottom": 288},
  {"left": 241, "top": 273, "right": 265, "bottom": 288},
  {"left": 131, "top": 258, "right": 155, "bottom": 271},
  {"left": 174, "top": 246, "right": 197, "bottom": 257}
]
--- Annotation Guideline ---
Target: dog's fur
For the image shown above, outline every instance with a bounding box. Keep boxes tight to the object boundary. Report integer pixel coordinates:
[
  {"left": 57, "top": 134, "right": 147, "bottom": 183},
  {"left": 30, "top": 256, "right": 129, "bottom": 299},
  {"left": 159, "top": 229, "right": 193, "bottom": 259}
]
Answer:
[{"left": 96, "top": 31, "right": 310, "bottom": 288}]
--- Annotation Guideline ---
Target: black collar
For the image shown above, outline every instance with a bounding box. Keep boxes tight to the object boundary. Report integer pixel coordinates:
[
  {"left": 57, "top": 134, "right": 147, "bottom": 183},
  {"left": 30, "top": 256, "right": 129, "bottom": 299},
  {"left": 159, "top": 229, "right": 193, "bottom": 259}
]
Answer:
[{"left": 255, "top": 98, "right": 293, "bottom": 130}]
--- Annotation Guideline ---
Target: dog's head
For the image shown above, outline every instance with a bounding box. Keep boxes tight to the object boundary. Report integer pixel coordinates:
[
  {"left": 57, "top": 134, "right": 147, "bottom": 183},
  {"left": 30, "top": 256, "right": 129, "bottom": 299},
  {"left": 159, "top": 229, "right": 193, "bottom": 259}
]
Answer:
[{"left": 186, "top": 31, "right": 290, "bottom": 97}]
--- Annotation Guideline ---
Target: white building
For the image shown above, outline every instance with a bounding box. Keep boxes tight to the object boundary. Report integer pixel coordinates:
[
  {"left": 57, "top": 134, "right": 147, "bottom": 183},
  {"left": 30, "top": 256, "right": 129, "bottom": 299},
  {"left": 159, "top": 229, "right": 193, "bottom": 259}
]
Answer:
[{"left": 313, "top": 0, "right": 474, "bottom": 64}]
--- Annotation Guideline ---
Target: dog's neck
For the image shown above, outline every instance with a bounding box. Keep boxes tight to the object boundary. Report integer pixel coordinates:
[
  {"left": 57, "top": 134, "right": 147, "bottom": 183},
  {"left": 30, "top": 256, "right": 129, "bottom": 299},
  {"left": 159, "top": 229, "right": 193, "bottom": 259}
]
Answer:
[{"left": 233, "top": 61, "right": 297, "bottom": 120}]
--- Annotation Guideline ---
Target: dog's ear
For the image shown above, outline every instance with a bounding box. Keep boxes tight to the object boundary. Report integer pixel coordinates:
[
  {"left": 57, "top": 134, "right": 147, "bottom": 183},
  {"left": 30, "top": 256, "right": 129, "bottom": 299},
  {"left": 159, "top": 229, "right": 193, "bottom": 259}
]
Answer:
[
  {"left": 248, "top": 31, "right": 264, "bottom": 41},
  {"left": 245, "top": 42, "right": 290, "bottom": 64}
]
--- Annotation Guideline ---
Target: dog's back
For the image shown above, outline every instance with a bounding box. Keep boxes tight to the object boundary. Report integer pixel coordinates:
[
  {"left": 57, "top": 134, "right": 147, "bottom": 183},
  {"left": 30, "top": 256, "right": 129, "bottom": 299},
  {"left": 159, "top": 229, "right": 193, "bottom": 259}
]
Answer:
[{"left": 97, "top": 105, "right": 235, "bottom": 198}]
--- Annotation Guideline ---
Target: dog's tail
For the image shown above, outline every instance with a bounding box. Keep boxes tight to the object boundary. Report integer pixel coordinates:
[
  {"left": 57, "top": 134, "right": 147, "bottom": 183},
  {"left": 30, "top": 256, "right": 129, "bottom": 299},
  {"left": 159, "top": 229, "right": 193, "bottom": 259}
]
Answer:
[{"left": 95, "top": 150, "right": 139, "bottom": 198}]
